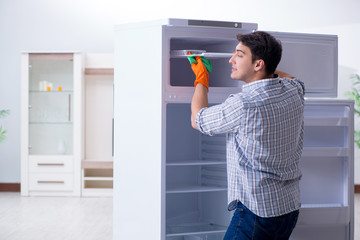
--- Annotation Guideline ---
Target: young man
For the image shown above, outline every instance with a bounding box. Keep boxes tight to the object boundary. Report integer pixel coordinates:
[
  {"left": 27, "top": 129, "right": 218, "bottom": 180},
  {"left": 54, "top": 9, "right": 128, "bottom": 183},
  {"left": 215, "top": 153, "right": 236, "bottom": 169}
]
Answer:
[{"left": 189, "top": 31, "right": 305, "bottom": 240}]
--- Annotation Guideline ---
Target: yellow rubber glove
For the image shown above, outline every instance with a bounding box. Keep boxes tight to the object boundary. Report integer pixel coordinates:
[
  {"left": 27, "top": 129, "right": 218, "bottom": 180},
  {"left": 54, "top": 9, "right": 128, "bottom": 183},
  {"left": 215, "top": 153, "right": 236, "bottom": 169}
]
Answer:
[{"left": 189, "top": 55, "right": 210, "bottom": 91}]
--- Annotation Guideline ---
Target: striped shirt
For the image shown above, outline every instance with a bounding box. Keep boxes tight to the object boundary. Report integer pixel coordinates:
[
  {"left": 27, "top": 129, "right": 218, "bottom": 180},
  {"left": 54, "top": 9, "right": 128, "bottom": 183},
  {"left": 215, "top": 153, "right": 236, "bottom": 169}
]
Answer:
[{"left": 196, "top": 77, "right": 305, "bottom": 217}]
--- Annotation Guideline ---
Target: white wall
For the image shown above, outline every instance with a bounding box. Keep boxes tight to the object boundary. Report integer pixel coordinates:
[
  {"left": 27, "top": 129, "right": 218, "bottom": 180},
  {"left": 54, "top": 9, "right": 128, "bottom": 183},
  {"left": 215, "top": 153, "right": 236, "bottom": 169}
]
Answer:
[{"left": 1, "top": 0, "right": 360, "bottom": 183}]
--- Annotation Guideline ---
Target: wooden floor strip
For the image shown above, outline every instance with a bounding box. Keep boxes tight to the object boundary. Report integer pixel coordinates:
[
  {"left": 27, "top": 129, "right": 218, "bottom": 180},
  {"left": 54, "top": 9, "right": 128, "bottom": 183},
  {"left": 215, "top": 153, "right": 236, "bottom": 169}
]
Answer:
[{"left": 0, "top": 183, "right": 20, "bottom": 192}]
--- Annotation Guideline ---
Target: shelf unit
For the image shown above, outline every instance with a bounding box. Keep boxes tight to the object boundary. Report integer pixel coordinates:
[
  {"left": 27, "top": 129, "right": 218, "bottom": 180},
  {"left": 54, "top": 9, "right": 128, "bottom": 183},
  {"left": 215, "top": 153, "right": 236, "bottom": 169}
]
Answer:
[
  {"left": 82, "top": 53, "right": 114, "bottom": 197},
  {"left": 114, "top": 19, "right": 353, "bottom": 240},
  {"left": 82, "top": 161, "right": 113, "bottom": 196},
  {"left": 21, "top": 52, "right": 83, "bottom": 196}
]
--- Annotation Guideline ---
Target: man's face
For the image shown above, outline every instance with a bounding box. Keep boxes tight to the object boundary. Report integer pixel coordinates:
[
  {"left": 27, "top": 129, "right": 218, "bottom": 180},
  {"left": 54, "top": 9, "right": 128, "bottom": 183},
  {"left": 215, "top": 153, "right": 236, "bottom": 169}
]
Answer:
[{"left": 229, "top": 42, "right": 256, "bottom": 83}]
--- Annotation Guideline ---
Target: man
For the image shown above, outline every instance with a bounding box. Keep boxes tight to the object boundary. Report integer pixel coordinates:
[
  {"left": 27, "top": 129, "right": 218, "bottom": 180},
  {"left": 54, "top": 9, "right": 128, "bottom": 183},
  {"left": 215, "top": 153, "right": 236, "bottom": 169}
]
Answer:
[{"left": 189, "top": 31, "right": 304, "bottom": 240}]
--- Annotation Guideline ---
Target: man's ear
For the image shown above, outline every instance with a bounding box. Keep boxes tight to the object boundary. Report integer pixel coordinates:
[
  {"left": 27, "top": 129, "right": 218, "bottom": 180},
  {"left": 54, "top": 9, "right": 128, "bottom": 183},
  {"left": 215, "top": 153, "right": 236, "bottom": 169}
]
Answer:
[{"left": 254, "top": 59, "right": 265, "bottom": 72}]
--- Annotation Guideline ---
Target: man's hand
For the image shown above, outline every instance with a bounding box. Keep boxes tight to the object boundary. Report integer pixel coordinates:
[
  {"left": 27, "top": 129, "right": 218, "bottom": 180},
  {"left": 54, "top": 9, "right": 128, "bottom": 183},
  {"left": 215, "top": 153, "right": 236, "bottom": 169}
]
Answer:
[{"left": 275, "top": 70, "right": 295, "bottom": 78}]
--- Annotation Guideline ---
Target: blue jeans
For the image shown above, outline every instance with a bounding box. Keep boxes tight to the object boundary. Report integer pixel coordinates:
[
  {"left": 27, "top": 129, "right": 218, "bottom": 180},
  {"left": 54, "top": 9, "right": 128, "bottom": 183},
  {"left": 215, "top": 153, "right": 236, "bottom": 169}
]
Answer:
[{"left": 223, "top": 201, "right": 299, "bottom": 240}]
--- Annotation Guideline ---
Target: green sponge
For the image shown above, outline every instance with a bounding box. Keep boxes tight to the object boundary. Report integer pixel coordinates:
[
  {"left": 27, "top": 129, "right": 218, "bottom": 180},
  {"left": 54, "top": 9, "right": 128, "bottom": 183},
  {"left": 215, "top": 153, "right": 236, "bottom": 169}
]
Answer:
[{"left": 187, "top": 56, "right": 212, "bottom": 73}]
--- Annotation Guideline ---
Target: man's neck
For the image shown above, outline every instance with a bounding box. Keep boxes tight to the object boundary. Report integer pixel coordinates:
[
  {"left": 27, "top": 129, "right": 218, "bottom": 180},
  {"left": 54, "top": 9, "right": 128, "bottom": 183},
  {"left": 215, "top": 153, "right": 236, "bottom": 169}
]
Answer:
[{"left": 246, "top": 72, "right": 274, "bottom": 84}]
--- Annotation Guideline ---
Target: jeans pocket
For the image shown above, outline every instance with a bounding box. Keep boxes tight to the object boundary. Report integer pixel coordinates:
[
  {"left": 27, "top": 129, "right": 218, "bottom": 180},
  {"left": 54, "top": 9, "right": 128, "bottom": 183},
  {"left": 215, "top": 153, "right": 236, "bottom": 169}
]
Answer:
[
  {"left": 224, "top": 208, "right": 246, "bottom": 240},
  {"left": 253, "top": 211, "right": 299, "bottom": 240}
]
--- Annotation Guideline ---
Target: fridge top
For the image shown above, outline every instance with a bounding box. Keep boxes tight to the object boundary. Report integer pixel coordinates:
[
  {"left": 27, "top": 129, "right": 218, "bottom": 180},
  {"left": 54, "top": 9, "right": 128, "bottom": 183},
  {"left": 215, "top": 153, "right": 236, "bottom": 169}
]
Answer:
[
  {"left": 167, "top": 18, "right": 258, "bottom": 30},
  {"left": 115, "top": 18, "right": 258, "bottom": 32}
]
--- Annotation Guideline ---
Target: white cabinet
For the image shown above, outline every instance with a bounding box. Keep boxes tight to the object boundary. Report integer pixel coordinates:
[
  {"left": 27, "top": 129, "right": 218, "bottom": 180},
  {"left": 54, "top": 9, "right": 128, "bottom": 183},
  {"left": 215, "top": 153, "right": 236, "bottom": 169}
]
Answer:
[
  {"left": 114, "top": 19, "right": 354, "bottom": 240},
  {"left": 21, "top": 52, "right": 83, "bottom": 196}
]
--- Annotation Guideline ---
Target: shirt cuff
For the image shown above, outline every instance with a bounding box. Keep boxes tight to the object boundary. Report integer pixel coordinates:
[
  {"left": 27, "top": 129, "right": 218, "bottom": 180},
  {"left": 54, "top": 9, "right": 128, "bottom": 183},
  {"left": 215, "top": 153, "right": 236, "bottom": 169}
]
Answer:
[{"left": 195, "top": 107, "right": 206, "bottom": 133}]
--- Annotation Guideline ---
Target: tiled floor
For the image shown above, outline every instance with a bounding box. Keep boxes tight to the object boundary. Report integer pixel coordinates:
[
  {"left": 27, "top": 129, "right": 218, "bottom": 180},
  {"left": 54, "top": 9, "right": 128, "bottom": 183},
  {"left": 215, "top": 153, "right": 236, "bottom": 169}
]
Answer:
[
  {"left": 0, "top": 192, "right": 112, "bottom": 240},
  {"left": 0, "top": 192, "right": 359, "bottom": 240}
]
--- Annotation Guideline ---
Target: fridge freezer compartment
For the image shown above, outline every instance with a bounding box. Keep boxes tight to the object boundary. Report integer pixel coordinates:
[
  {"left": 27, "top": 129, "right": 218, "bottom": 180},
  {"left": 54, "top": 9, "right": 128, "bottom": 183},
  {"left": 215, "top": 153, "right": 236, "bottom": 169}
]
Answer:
[
  {"left": 170, "top": 58, "right": 240, "bottom": 88},
  {"left": 170, "top": 38, "right": 237, "bottom": 55},
  {"left": 169, "top": 37, "right": 240, "bottom": 88},
  {"left": 166, "top": 31, "right": 338, "bottom": 98},
  {"left": 166, "top": 191, "right": 230, "bottom": 238}
]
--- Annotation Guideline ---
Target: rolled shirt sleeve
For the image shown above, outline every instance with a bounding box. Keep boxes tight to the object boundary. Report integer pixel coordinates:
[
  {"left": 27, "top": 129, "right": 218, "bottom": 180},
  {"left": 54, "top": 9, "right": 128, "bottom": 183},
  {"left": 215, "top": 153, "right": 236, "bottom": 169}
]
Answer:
[{"left": 196, "top": 94, "right": 245, "bottom": 136}]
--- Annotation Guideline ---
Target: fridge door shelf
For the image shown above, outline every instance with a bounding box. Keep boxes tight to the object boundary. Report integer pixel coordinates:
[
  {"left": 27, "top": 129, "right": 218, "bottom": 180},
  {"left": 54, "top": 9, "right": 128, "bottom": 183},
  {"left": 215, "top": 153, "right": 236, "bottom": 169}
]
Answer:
[
  {"left": 297, "top": 206, "right": 350, "bottom": 225},
  {"left": 301, "top": 203, "right": 344, "bottom": 208},
  {"left": 166, "top": 222, "right": 227, "bottom": 237},
  {"left": 302, "top": 147, "right": 350, "bottom": 157},
  {"left": 304, "top": 117, "right": 349, "bottom": 126}
]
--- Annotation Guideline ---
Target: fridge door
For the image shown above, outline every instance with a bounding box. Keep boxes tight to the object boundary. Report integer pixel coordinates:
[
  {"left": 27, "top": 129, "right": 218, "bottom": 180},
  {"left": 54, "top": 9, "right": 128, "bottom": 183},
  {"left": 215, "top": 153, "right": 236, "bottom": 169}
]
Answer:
[{"left": 268, "top": 31, "right": 338, "bottom": 98}]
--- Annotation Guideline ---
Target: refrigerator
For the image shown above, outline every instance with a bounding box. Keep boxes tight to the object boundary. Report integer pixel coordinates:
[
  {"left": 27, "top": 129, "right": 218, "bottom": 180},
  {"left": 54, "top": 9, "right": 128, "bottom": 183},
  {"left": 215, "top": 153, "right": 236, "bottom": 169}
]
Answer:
[{"left": 113, "top": 19, "right": 354, "bottom": 240}]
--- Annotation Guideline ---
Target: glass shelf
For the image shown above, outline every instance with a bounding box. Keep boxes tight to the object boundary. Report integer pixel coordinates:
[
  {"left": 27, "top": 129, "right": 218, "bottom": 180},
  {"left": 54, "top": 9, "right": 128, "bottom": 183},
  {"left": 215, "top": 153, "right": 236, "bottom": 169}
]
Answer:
[
  {"left": 166, "top": 160, "right": 226, "bottom": 166},
  {"left": 166, "top": 222, "right": 227, "bottom": 237},
  {"left": 170, "top": 50, "right": 233, "bottom": 59},
  {"left": 166, "top": 186, "right": 227, "bottom": 194},
  {"left": 29, "top": 122, "right": 73, "bottom": 125},
  {"left": 29, "top": 90, "right": 73, "bottom": 93}
]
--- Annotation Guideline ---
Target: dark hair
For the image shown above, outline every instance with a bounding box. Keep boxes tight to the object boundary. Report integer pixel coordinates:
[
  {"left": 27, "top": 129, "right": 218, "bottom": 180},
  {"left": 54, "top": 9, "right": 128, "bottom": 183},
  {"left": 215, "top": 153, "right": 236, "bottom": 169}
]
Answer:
[{"left": 236, "top": 31, "right": 282, "bottom": 75}]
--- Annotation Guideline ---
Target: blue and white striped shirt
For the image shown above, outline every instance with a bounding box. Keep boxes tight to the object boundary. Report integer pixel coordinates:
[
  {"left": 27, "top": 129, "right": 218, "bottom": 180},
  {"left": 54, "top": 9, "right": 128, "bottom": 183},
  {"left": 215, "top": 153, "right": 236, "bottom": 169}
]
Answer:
[{"left": 196, "top": 77, "right": 305, "bottom": 217}]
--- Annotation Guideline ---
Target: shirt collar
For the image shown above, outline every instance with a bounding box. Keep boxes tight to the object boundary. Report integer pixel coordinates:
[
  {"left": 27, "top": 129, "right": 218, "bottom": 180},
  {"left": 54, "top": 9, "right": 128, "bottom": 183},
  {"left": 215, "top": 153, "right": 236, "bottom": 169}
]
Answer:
[{"left": 242, "top": 74, "right": 279, "bottom": 93}]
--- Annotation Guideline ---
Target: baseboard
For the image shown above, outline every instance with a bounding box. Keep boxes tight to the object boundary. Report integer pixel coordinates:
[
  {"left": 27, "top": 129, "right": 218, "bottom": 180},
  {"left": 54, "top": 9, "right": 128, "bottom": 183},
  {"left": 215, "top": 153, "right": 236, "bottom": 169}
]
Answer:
[
  {"left": 0, "top": 183, "right": 20, "bottom": 192},
  {"left": 0, "top": 183, "right": 359, "bottom": 193},
  {"left": 355, "top": 185, "right": 360, "bottom": 194}
]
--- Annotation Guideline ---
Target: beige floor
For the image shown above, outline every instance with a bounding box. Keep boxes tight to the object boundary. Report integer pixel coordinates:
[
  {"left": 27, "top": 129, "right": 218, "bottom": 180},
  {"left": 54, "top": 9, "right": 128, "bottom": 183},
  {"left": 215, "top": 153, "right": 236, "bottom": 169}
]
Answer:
[{"left": 0, "top": 193, "right": 359, "bottom": 240}]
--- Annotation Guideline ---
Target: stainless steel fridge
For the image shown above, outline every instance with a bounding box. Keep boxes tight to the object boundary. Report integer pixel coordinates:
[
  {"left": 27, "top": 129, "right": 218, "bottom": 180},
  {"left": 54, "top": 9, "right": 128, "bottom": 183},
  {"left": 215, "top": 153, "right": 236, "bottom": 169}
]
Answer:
[{"left": 114, "top": 19, "right": 354, "bottom": 240}]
